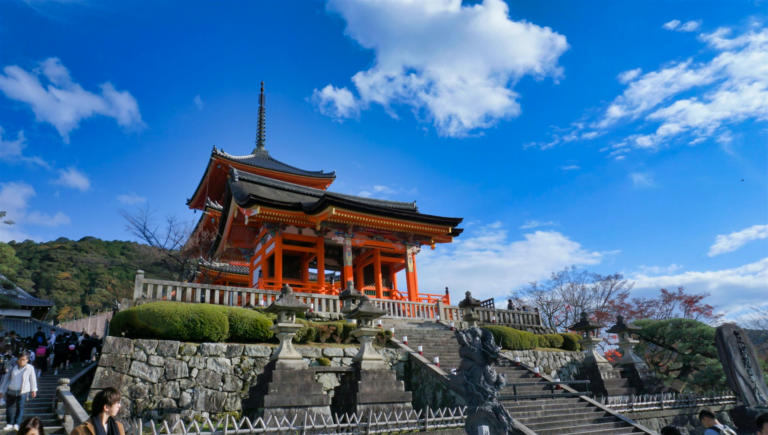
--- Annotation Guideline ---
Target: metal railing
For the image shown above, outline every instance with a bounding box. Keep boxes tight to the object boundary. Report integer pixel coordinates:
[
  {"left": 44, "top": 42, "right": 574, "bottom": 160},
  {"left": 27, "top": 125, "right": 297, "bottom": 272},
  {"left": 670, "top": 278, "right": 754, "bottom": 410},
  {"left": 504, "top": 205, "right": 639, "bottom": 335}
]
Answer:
[
  {"left": 600, "top": 391, "right": 739, "bottom": 413},
  {"left": 129, "top": 407, "right": 467, "bottom": 435},
  {"left": 499, "top": 380, "right": 592, "bottom": 401}
]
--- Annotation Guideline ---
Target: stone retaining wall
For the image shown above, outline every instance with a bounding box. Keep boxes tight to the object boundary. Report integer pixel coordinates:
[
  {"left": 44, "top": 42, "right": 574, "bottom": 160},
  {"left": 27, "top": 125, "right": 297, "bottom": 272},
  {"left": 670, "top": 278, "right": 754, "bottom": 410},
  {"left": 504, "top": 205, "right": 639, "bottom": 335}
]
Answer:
[
  {"left": 92, "top": 336, "right": 407, "bottom": 421},
  {"left": 502, "top": 349, "right": 585, "bottom": 381}
]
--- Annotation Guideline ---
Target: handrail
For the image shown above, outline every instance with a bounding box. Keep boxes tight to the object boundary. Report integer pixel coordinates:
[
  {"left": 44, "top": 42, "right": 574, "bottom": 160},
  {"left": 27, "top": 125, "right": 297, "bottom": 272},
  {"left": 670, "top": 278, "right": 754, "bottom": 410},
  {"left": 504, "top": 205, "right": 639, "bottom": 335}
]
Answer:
[
  {"left": 52, "top": 378, "right": 90, "bottom": 434},
  {"left": 69, "top": 361, "right": 98, "bottom": 387}
]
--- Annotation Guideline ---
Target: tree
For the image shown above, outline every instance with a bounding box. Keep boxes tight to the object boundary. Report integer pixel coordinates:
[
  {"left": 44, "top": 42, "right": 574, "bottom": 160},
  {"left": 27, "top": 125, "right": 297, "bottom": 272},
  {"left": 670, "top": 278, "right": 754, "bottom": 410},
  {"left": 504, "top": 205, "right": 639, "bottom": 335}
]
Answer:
[
  {"left": 0, "top": 211, "right": 13, "bottom": 225},
  {"left": 634, "top": 318, "right": 726, "bottom": 392},
  {"left": 607, "top": 287, "right": 722, "bottom": 324},
  {"left": 0, "top": 242, "right": 22, "bottom": 281},
  {"left": 119, "top": 204, "right": 198, "bottom": 281}
]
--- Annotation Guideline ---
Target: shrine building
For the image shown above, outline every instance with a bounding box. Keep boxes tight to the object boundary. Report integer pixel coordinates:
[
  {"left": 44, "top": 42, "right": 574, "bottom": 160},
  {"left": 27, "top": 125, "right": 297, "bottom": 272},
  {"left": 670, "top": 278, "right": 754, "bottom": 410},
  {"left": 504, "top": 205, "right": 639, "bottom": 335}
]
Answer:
[{"left": 187, "top": 83, "right": 463, "bottom": 303}]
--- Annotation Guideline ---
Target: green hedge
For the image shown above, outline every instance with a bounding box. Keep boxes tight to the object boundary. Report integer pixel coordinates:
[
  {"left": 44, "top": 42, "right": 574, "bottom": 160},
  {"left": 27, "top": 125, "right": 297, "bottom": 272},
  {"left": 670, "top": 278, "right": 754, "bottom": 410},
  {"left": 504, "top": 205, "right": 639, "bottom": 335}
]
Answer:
[
  {"left": 559, "top": 333, "right": 582, "bottom": 351},
  {"left": 481, "top": 326, "right": 538, "bottom": 350},
  {"left": 111, "top": 302, "right": 271, "bottom": 343},
  {"left": 544, "top": 334, "right": 564, "bottom": 349}
]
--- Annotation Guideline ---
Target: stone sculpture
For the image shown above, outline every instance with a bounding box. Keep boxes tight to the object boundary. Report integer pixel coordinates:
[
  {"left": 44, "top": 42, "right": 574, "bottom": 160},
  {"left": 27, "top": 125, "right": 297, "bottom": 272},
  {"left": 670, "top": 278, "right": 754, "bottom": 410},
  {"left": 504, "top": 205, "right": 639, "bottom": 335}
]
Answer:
[
  {"left": 454, "top": 326, "right": 514, "bottom": 435},
  {"left": 715, "top": 323, "right": 768, "bottom": 408}
]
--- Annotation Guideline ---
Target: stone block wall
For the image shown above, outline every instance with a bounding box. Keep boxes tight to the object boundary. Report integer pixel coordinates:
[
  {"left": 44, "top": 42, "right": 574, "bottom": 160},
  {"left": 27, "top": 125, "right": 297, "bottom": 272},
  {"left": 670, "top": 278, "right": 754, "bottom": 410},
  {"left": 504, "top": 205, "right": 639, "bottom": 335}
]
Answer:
[
  {"left": 502, "top": 349, "right": 585, "bottom": 381},
  {"left": 91, "top": 336, "right": 407, "bottom": 422}
]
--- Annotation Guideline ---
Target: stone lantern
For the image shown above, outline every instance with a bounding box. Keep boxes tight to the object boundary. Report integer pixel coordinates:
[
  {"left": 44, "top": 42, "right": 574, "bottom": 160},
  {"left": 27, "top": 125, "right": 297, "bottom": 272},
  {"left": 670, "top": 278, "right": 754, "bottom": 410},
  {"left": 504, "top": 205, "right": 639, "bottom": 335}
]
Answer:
[
  {"left": 339, "top": 280, "right": 362, "bottom": 315},
  {"left": 568, "top": 312, "right": 608, "bottom": 365},
  {"left": 458, "top": 291, "right": 482, "bottom": 328},
  {"left": 265, "top": 284, "right": 310, "bottom": 369},
  {"left": 345, "top": 295, "right": 388, "bottom": 370},
  {"left": 606, "top": 315, "right": 645, "bottom": 366}
]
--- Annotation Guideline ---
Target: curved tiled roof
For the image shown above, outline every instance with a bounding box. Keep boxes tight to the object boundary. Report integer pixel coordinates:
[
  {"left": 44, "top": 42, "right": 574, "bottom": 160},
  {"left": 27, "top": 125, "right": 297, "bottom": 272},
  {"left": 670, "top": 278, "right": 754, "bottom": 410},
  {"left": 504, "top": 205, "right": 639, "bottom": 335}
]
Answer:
[
  {"left": 0, "top": 275, "right": 53, "bottom": 307},
  {"left": 205, "top": 198, "right": 223, "bottom": 211},
  {"left": 214, "top": 147, "right": 336, "bottom": 179},
  {"left": 231, "top": 169, "right": 418, "bottom": 212},
  {"left": 199, "top": 259, "right": 249, "bottom": 275}
]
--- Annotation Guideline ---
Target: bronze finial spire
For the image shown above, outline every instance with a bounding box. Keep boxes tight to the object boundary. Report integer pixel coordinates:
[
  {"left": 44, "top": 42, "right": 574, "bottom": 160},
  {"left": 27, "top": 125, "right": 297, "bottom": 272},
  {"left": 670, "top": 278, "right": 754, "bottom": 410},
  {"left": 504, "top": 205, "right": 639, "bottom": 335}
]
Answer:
[{"left": 254, "top": 81, "right": 266, "bottom": 153}]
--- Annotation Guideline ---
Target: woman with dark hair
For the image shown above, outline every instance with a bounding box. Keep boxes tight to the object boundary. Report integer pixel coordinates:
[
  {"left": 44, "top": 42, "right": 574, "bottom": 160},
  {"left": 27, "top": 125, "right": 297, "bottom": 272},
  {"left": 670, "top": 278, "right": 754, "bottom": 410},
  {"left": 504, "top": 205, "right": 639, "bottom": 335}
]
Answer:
[
  {"left": 17, "top": 417, "right": 45, "bottom": 435},
  {"left": 66, "top": 332, "right": 79, "bottom": 368},
  {"left": 71, "top": 387, "right": 125, "bottom": 435}
]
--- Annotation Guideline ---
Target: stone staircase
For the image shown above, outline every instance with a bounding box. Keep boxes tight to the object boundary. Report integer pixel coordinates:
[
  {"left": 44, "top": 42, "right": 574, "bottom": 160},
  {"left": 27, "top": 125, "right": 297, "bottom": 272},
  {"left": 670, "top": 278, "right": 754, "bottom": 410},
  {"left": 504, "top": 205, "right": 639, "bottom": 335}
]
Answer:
[
  {"left": 0, "top": 364, "right": 83, "bottom": 434},
  {"left": 393, "top": 322, "right": 650, "bottom": 435}
]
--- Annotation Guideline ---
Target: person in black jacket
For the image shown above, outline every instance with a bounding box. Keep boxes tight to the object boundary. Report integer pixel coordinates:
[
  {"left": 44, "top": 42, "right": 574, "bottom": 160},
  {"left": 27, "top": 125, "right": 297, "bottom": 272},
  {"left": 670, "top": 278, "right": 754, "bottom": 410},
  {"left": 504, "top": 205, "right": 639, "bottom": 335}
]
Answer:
[
  {"left": 52, "top": 336, "right": 68, "bottom": 376},
  {"left": 31, "top": 328, "right": 46, "bottom": 349}
]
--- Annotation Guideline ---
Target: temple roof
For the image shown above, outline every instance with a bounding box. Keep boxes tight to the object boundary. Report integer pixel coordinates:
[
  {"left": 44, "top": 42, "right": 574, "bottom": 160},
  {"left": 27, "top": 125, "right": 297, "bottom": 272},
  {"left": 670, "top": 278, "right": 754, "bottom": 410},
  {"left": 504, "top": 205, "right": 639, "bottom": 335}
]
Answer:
[
  {"left": 214, "top": 147, "right": 336, "bottom": 179},
  {"left": 230, "top": 169, "right": 419, "bottom": 212},
  {"left": 199, "top": 259, "right": 248, "bottom": 275},
  {"left": 0, "top": 275, "right": 54, "bottom": 308}
]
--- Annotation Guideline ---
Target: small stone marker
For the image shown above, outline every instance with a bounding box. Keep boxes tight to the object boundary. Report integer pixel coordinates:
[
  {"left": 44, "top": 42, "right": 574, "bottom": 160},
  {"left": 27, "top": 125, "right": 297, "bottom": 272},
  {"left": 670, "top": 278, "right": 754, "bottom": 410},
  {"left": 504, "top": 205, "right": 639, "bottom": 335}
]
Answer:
[{"left": 478, "top": 426, "right": 490, "bottom": 435}]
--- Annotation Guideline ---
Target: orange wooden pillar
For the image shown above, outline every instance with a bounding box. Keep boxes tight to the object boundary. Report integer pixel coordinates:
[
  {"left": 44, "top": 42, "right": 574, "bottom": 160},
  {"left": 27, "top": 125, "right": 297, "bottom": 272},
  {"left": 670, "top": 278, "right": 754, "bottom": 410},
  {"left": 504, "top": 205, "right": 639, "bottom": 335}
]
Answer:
[
  {"left": 274, "top": 235, "right": 283, "bottom": 289},
  {"left": 374, "top": 248, "right": 383, "bottom": 299},
  {"left": 405, "top": 247, "right": 419, "bottom": 302},
  {"left": 343, "top": 235, "right": 354, "bottom": 287},
  {"left": 316, "top": 236, "right": 325, "bottom": 293}
]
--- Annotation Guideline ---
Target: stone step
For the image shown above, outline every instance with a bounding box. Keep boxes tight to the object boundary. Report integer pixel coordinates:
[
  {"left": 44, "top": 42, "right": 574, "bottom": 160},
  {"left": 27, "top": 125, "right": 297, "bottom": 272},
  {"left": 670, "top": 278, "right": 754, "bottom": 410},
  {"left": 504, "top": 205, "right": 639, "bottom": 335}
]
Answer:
[{"left": 531, "top": 421, "right": 639, "bottom": 435}]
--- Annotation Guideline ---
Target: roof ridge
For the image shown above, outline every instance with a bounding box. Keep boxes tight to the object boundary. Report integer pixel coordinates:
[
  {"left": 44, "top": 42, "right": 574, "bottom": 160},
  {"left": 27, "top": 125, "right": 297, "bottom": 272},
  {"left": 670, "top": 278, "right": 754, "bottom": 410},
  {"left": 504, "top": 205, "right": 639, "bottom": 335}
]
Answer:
[{"left": 213, "top": 147, "right": 336, "bottom": 178}]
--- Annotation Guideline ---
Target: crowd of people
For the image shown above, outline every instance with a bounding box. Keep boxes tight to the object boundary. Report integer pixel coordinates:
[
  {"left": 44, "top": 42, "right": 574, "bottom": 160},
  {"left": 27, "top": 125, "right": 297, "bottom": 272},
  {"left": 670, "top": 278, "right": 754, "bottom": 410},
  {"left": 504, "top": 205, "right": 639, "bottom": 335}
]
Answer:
[{"left": 0, "top": 326, "right": 103, "bottom": 431}]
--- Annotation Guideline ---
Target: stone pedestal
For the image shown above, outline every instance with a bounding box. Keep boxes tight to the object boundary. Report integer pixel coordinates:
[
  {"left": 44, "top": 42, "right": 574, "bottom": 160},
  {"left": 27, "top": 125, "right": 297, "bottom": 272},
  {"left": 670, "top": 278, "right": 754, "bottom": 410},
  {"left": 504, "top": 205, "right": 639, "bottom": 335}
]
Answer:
[
  {"left": 332, "top": 367, "right": 413, "bottom": 415},
  {"left": 351, "top": 327, "right": 388, "bottom": 370},
  {"left": 242, "top": 361, "right": 331, "bottom": 421},
  {"left": 270, "top": 322, "right": 307, "bottom": 370}
]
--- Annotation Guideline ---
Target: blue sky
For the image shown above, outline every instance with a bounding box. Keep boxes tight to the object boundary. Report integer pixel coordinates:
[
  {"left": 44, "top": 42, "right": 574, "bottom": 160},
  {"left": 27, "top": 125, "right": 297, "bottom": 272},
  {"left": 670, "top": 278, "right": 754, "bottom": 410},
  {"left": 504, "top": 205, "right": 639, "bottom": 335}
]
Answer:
[{"left": 1, "top": 0, "right": 766, "bottom": 320}]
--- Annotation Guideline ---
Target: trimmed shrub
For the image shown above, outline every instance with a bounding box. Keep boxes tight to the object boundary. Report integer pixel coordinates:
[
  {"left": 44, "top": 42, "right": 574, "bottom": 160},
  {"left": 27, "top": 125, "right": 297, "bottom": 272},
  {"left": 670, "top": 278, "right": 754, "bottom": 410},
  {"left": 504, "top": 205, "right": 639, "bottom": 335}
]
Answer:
[
  {"left": 559, "top": 333, "right": 582, "bottom": 351},
  {"left": 317, "top": 357, "right": 331, "bottom": 366},
  {"left": 481, "top": 326, "right": 538, "bottom": 350},
  {"left": 226, "top": 307, "right": 273, "bottom": 342},
  {"left": 536, "top": 335, "right": 548, "bottom": 348},
  {"left": 294, "top": 319, "right": 317, "bottom": 344},
  {"left": 110, "top": 302, "right": 230, "bottom": 342},
  {"left": 544, "top": 334, "right": 564, "bottom": 349}
]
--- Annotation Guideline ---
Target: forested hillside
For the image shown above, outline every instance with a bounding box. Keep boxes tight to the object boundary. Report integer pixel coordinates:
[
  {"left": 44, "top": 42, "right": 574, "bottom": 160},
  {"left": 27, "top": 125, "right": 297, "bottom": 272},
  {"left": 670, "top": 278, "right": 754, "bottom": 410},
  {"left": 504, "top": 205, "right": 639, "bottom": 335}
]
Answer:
[{"left": 0, "top": 237, "right": 176, "bottom": 322}]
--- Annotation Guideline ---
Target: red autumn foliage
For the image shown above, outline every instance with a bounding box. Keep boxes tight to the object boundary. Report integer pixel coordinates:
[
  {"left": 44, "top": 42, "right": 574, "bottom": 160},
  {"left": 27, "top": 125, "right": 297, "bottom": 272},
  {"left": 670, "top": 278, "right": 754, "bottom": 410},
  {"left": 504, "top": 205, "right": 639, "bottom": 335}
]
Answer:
[{"left": 604, "top": 349, "right": 622, "bottom": 363}]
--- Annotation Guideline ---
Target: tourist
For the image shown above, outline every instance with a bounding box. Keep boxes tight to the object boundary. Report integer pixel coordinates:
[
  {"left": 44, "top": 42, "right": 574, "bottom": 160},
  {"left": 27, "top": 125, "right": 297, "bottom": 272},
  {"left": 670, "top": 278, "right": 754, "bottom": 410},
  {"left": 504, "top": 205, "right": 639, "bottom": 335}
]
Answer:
[
  {"left": 67, "top": 332, "right": 80, "bottom": 367},
  {"left": 0, "top": 353, "right": 37, "bottom": 430},
  {"left": 32, "top": 327, "right": 46, "bottom": 349},
  {"left": 12, "top": 333, "right": 23, "bottom": 357},
  {"left": 52, "top": 335, "right": 68, "bottom": 376},
  {"left": 507, "top": 299, "right": 515, "bottom": 310},
  {"left": 17, "top": 416, "right": 45, "bottom": 435},
  {"left": 71, "top": 387, "right": 126, "bottom": 435},
  {"left": 33, "top": 341, "right": 48, "bottom": 378},
  {"left": 698, "top": 409, "right": 736, "bottom": 435},
  {"left": 660, "top": 426, "right": 686, "bottom": 435},
  {"left": 757, "top": 412, "right": 768, "bottom": 435}
]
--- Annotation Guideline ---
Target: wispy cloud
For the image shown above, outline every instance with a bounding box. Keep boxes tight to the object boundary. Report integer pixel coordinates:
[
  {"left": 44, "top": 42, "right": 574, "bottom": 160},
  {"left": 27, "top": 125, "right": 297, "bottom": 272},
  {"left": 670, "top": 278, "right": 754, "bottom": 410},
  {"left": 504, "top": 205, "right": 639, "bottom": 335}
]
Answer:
[
  {"left": 663, "top": 20, "right": 702, "bottom": 32},
  {"left": 117, "top": 193, "right": 146, "bottom": 205},
  {"left": 520, "top": 220, "right": 556, "bottom": 229},
  {"left": 0, "top": 126, "right": 50, "bottom": 168},
  {"left": 52, "top": 167, "right": 90, "bottom": 191},
  {"left": 0, "top": 57, "right": 144, "bottom": 143},
  {"left": 313, "top": 0, "right": 568, "bottom": 137},
  {"left": 0, "top": 181, "right": 70, "bottom": 241},
  {"left": 193, "top": 95, "right": 204, "bottom": 110},
  {"left": 560, "top": 165, "right": 580, "bottom": 171},
  {"left": 629, "top": 172, "right": 655, "bottom": 188},
  {"left": 708, "top": 224, "right": 768, "bottom": 257},
  {"left": 358, "top": 184, "right": 416, "bottom": 199},
  {"left": 637, "top": 264, "right": 683, "bottom": 275}
]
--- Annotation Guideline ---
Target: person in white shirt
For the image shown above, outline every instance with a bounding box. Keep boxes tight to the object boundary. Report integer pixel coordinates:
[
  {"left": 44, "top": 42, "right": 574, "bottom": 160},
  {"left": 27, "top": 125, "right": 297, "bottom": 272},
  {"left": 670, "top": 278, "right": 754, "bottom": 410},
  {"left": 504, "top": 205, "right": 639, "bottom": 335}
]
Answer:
[{"left": 0, "top": 354, "right": 37, "bottom": 430}]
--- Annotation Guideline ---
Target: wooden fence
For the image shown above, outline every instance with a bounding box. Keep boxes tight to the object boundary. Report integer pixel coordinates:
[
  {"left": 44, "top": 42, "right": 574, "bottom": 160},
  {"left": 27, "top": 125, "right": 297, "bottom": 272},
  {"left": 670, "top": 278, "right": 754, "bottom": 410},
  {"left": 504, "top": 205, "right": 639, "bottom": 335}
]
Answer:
[{"left": 133, "top": 271, "right": 542, "bottom": 328}]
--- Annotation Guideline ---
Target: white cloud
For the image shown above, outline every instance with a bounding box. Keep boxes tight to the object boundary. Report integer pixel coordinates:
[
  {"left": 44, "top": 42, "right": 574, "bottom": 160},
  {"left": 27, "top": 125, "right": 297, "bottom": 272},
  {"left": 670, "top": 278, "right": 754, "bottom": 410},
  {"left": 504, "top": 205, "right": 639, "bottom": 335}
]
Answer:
[
  {"left": 193, "top": 95, "right": 204, "bottom": 110},
  {"left": 0, "top": 127, "right": 49, "bottom": 168},
  {"left": 0, "top": 181, "right": 70, "bottom": 241},
  {"left": 117, "top": 193, "right": 146, "bottom": 205},
  {"left": 637, "top": 264, "right": 683, "bottom": 275},
  {"left": 312, "top": 85, "right": 360, "bottom": 119},
  {"left": 534, "top": 25, "right": 768, "bottom": 157},
  {"left": 0, "top": 58, "right": 144, "bottom": 143},
  {"left": 663, "top": 20, "right": 701, "bottom": 32},
  {"left": 314, "top": 0, "right": 568, "bottom": 137},
  {"left": 708, "top": 224, "right": 768, "bottom": 257},
  {"left": 629, "top": 172, "right": 655, "bottom": 188},
  {"left": 417, "top": 223, "right": 607, "bottom": 301},
  {"left": 358, "top": 190, "right": 373, "bottom": 198},
  {"left": 519, "top": 220, "right": 556, "bottom": 229},
  {"left": 358, "top": 184, "right": 415, "bottom": 198},
  {"left": 561, "top": 165, "right": 580, "bottom": 171},
  {"left": 663, "top": 20, "right": 681, "bottom": 31},
  {"left": 617, "top": 68, "right": 642, "bottom": 84},
  {"left": 632, "top": 258, "right": 768, "bottom": 319},
  {"left": 52, "top": 167, "right": 90, "bottom": 191}
]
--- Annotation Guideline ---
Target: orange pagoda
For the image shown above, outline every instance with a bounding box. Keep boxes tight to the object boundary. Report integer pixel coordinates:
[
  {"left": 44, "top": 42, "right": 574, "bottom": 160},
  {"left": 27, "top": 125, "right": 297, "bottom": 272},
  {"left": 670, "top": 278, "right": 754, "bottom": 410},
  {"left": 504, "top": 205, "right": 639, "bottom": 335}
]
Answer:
[{"left": 187, "top": 83, "right": 463, "bottom": 303}]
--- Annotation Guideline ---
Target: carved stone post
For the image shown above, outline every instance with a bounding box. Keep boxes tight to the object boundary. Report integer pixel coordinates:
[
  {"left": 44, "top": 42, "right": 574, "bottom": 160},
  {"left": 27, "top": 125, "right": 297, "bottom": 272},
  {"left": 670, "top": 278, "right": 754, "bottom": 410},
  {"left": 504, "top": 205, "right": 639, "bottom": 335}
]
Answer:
[
  {"left": 346, "top": 296, "right": 388, "bottom": 370},
  {"left": 458, "top": 291, "right": 482, "bottom": 328},
  {"left": 133, "top": 270, "right": 145, "bottom": 300},
  {"left": 265, "top": 284, "right": 310, "bottom": 370}
]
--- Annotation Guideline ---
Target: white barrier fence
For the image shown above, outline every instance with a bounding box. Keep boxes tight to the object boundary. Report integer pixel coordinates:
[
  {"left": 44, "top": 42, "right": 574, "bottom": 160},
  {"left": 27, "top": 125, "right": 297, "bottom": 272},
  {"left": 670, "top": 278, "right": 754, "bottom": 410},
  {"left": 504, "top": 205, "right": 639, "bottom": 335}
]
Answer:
[
  {"left": 129, "top": 407, "right": 467, "bottom": 435},
  {"left": 600, "top": 391, "right": 738, "bottom": 413}
]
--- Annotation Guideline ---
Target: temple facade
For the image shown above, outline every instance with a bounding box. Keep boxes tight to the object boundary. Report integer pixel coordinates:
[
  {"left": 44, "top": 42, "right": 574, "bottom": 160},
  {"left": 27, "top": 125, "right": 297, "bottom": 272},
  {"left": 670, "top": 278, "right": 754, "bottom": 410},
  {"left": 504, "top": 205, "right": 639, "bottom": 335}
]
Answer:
[{"left": 187, "top": 83, "right": 463, "bottom": 303}]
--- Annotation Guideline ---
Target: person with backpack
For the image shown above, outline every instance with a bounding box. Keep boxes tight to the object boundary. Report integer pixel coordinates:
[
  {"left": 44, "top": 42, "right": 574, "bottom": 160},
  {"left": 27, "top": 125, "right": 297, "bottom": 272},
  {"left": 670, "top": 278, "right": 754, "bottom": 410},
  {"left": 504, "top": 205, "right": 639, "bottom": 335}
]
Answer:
[
  {"left": 32, "top": 328, "right": 46, "bottom": 348},
  {"left": 699, "top": 409, "right": 737, "bottom": 435},
  {"left": 32, "top": 336, "right": 48, "bottom": 378},
  {"left": 52, "top": 335, "right": 68, "bottom": 376}
]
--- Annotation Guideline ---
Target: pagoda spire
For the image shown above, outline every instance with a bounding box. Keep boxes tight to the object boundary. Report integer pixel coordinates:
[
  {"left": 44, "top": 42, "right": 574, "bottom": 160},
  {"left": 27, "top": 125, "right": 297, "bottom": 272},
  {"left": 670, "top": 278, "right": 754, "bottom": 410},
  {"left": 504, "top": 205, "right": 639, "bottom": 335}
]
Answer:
[{"left": 254, "top": 82, "right": 267, "bottom": 154}]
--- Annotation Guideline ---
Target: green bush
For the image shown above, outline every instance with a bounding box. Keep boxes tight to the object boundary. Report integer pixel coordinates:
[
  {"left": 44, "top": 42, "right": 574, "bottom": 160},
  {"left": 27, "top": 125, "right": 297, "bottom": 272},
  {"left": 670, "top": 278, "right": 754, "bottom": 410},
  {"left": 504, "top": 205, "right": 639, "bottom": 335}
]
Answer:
[
  {"left": 481, "top": 326, "right": 538, "bottom": 350},
  {"left": 110, "top": 302, "right": 230, "bottom": 342},
  {"left": 226, "top": 307, "right": 273, "bottom": 342},
  {"left": 536, "top": 335, "right": 548, "bottom": 348},
  {"left": 544, "top": 334, "right": 564, "bottom": 349},
  {"left": 559, "top": 333, "right": 582, "bottom": 351},
  {"left": 294, "top": 319, "right": 316, "bottom": 344},
  {"left": 317, "top": 357, "right": 331, "bottom": 366}
]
